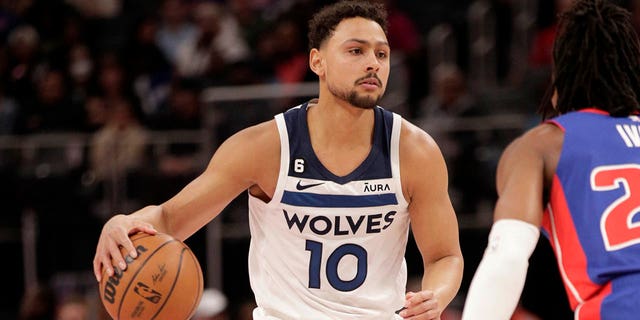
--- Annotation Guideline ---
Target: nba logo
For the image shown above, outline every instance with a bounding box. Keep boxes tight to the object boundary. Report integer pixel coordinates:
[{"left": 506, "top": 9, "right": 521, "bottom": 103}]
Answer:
[{"left": 134, "top": 282, "right": 163, "bottom": 303}]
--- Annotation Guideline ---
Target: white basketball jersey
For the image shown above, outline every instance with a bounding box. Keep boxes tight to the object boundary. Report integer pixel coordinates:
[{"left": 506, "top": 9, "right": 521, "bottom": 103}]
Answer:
[{"left": 248, "top": 103, "right": 410, "bottom": 319}]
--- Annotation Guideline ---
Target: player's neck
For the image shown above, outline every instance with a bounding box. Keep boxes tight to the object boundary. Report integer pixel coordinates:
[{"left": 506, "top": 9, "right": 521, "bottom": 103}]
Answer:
[
  {"left": 308, "top": 98, "right": 374, "bottom": 148},
  {"left": 307, "top": 98, "right": 374, "bottom": 176}
]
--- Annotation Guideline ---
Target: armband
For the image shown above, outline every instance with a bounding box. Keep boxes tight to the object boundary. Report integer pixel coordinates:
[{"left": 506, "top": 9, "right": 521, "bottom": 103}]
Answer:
[{"left": 461, "top": 219, "right": 540, "bottom": 320}]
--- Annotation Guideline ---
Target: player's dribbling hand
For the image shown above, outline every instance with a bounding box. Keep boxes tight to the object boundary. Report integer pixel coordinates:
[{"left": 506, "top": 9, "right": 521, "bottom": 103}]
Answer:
[
  {"left": 398, "top": 290, "right": 441, "bottom": 319},
  {"left": 93, "top": 214, "right": 157, "bottom": 282}
]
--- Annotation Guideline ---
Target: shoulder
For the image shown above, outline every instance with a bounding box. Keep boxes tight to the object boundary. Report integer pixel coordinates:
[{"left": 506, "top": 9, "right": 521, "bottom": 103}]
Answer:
[
  {"left": 398, "top": 119, "right": 443, "bottom": 164},
  {"left": 398, "top": 119, "right": 449, "bottom": 198},
  {"left": 245, "top": 119, "right": 279, "bottom": 138},
  {"left": 222, "top": 119, "right": 279, "bottom": 149},
  {"left": 205, "top": 118, "right": 280, "bottom": 189},
  {"left": 496, "top": 122, "right": 563, "bottom": 197},
  {"left": 504, "top": 122, "right": 563, "bottom": 159}
]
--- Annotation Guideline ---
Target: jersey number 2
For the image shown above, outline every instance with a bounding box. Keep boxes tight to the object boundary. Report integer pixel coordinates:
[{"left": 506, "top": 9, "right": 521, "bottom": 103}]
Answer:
[
  {"left": 305, "top": 240, "right": 367, "bottom": 291},
  {"left": 591, "top": 164, "right": 640, "bottom": 251}
]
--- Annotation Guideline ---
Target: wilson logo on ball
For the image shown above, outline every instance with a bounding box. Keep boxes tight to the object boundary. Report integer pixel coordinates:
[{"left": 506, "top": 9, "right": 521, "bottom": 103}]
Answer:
[
  {"left": 99, "top": 233, "right": 204, "bottom": 320},
  {"left": 102, "top": 244, "right": 149, "bottom": 304}
]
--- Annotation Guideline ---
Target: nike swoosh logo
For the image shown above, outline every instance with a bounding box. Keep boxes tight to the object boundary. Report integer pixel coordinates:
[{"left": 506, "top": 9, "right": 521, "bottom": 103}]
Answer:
[{"left": 296, "top": 180, "right": 324, "bottom": 191}]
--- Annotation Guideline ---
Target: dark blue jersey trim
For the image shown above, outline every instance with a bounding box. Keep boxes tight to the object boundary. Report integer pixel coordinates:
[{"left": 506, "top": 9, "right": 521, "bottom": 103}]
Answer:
[
  {"left": 281, "top": 191, "right": 398, "bottom": 208},
  {"left": 282, "top": 103, "right": 394, "bottom": 183}
]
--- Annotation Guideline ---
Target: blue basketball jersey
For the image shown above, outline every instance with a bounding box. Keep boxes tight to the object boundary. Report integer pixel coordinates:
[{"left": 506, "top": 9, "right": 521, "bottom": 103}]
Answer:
[
  {"left": 542, "top": 109, "right": 640, "bottom": 319},
  {"left": 247, "top": 102, "right": 410, "bottom": 319}
]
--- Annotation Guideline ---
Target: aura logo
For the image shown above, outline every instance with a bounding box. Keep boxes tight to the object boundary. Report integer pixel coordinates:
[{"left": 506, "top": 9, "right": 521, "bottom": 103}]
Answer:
[
  {"left": 134, "top": 282, "right": 162, "bottom": 303},
  {"left": 363, "top": 182, "right": 390, "bottom": 192}
]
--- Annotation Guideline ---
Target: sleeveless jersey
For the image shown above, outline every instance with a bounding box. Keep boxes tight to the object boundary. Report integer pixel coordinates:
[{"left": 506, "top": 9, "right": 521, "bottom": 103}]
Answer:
[
  {"left": 542, "top": 109, "right": 640, "bottom": 319},
  {"left": 247, "top": 103, "right": 410, "bottom": 319}
]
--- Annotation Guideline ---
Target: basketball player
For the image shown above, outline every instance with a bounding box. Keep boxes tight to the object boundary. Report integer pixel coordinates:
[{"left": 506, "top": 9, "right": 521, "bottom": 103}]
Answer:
[
  {"left": 461, "top": 0, "right": 640, "bottom": 319},
  {"left": 93, "top": 1, "right": 463, "bottom": 319}
]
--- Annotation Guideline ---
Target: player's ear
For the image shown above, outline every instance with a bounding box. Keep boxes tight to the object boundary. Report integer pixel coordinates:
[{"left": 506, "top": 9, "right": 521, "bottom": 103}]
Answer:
[{"left": 309, "top": 48, "right": 324, "bottom": 77}]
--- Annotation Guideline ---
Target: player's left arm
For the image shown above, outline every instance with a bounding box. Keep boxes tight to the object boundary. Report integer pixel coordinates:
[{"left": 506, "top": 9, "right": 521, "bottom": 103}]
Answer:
[
  {"left": 399, "top": 120, "right": 464, "bottom": 320},
  {"left": 461, "top": 123, "right": 562, "bottom": 320}
]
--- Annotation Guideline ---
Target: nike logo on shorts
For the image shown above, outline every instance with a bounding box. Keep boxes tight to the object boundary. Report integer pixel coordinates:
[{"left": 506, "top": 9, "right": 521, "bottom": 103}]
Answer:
[{"left": 296, "top": 180, "right": 324, "bottom": 190}]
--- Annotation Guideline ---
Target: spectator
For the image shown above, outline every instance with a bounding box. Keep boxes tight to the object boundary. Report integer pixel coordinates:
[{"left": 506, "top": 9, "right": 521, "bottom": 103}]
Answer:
[
  {"left": 5, "top": 24, "right": 41, "bottom": 108},
  {"left": 152, "top": 78, "right": 202, "bottom": 131},
  {"left": 37, "top": 10, "right": 90, "bottom": 81},
  {"left": 152, "top": 79, "right": 204, "bottom": 177},
  {"left": 155, "top": 0, "right": 198, "bottom": 65},
  {"left": 89, "top": 97, "right": 149, "bottom": 181},
  {"left": 22, "top": 69, "right": 82, "bottom": 133},
  {"left": 82, "top": 95, "right": 108, "bottom": 132},
  {"left": 228, "top": 0, "right": 268, "bottom": 49},
  {"left": 92, "top": 52, "right": 141, "bottom": 120},
  {"left": 66, "top": 44, "right": 95, "bottom": 115},
  {"left": 175, "top": 1, "right": 249, "bottom": 80},
  {"left": 125, "top": 15, "right": 172, "bottom": 119}
]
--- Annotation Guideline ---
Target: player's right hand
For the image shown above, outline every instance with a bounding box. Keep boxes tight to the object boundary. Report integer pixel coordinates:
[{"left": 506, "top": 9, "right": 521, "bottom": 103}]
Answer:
[{"left": 93, "top": 214, "right": 157, "bottom": 282}]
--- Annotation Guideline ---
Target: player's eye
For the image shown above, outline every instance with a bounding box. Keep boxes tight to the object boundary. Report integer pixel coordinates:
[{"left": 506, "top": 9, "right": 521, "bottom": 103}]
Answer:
[{"left": 349, "top": 48, "right": 362, "bottom": 55}]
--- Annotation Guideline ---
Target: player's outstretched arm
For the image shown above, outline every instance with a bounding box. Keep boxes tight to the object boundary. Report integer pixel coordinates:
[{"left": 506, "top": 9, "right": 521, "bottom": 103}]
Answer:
[
  {"left": 461, "top": 123, "right": 562, "bottom": 319},
  {"left": 398, "top": 121, "right": 464, "bottom": 319},
  {"left": 93, "top": 120, "right": 279, "bottom": 282}
]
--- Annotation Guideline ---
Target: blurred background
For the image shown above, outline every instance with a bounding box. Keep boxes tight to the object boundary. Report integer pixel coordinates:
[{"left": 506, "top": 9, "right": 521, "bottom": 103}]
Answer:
[{"left": 4, "top": 0, "right": 637, "bottom": 319}]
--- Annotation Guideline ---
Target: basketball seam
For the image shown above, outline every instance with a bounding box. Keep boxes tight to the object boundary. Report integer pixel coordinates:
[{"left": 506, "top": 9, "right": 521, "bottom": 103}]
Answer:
[{"left": 150, "top": 247, "right": 187, "bottom": 320}]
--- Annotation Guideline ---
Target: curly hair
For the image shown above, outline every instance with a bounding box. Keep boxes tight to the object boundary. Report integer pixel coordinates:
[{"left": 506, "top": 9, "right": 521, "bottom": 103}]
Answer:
[
  {"left": 541, "top": 0, "right": 640, "bottom": 118},
  {"left": 307, "top": 1, "right": 388, "bottom": 50}
]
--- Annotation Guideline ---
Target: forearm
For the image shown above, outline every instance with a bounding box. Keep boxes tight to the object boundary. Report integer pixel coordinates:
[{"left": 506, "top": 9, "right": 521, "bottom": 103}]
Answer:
[
  {"left": 461, "top": 219, "right": 540, "bottom": 320},
  {"left": 421, "top": 254, "right": 464, "bottom": 309}
]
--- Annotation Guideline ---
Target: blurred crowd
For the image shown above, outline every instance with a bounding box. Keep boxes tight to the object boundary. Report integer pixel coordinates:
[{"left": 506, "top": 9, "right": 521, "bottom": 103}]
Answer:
[
  {"left": 0, "top": 0, "right": 552, "bottom": 138},
  {"left": 0, "top": 0, "right": 319, "bottom": 136},
  {"left": 6, "top": 0, "right": 640, "bottom": 319},
  {"left": 2, "top": 0, "right": 640, "bottom": 135}
]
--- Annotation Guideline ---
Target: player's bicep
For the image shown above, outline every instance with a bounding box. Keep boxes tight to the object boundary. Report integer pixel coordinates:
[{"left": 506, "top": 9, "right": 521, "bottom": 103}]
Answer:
[
  {"left": 403, "top": 130, "right": 460, "bottom": 262},
  {"left": 162, "top": 126, "right": 270, "bottom": 239},
  {"left": 493, "top": 135, "right": 546, "bottom": 226}
]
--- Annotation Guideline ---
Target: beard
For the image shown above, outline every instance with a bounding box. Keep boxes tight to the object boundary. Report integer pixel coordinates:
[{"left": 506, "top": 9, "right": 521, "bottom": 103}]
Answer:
[{"left": 327, "top": 73, "right": 383, "bottom": 109}]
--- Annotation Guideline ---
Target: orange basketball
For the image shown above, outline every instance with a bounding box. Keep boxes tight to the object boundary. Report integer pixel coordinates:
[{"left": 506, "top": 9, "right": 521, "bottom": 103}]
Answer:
[{"left": 99, "top": 232, "right": 204, "bottom": 320}]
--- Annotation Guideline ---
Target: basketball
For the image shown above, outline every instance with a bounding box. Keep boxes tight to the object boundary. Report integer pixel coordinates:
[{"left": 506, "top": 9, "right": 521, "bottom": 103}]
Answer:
[{"left": 99, "top": 232, "right": 204, "bottom": 320}]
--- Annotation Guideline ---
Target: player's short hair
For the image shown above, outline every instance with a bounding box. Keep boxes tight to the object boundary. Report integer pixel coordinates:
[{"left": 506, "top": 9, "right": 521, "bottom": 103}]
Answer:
[
  {"left": 307, "top": 1, "right": 388, "bottom": 51},
  {"left": 542, "top": 0, "right": 640, "bottom": 118}
]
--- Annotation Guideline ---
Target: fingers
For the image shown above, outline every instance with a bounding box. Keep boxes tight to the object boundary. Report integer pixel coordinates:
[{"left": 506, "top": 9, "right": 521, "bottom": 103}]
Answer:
[
  {"left": 93, "top": 241, "right": 118, "bottom": 283},
  {"left": 110, "top": 239, "right": 129, "bottom": 272},
  {"left": 400, "top": 291, "right": 440, "bottom": 319},
  {"left": 128, "top": 222, "right": 157, "bottom": 258},
  {"left": 93, "top": 255, "right": 105, "bottom": 283},
  {"left": 405, "top": 290, "right": 434, "bottom": 306},
  {"left": 93, "top": 215, "right": 157, "bottom": 282}
]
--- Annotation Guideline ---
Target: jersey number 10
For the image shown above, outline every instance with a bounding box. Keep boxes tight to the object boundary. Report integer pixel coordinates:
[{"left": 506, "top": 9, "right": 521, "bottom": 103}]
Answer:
[{"left": 305, "top": 240, "right": 367, "bottom": 291}]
